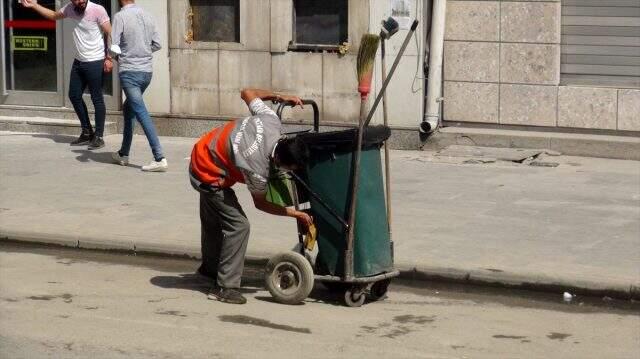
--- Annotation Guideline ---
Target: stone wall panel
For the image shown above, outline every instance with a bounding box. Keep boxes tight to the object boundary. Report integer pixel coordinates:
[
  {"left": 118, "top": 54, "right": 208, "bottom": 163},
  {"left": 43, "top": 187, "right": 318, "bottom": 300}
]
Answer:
[
  {"left": 444, "top": 81, "right": 499, "bottom": 123},
  {"left": 558, "top": 87, "right": 617, "bottom": 130}
]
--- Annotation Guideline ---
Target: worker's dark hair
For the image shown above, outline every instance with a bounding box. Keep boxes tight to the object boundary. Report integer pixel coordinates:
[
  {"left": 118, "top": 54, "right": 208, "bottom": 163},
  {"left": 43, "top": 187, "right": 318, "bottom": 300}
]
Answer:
[{"left": 274, "top": 136, "right": 309, "bottom": 169}]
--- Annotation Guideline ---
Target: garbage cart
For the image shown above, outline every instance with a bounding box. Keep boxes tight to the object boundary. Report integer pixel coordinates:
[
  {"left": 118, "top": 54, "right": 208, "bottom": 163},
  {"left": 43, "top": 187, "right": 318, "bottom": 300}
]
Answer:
[{"left": 264, "top": 100, "right": 399, "bottom": 307}]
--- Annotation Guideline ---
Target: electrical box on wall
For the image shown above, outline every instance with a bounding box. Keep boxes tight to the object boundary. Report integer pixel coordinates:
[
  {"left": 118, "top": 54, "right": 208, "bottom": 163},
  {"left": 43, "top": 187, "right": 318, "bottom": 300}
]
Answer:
[{"left": 391, "top": 0, "right": 413, "bottom": 30}]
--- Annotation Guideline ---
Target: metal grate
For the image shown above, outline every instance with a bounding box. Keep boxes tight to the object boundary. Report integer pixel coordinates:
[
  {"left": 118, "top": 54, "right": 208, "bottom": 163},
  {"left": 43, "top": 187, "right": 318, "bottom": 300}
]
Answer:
[{"left": 561, "top": 0, "right": 640, "bottom": 88}]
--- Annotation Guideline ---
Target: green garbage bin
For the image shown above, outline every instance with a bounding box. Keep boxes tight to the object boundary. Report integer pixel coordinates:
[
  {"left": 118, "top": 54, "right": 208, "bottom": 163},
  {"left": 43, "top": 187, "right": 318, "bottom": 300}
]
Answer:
[{"left": 298, "top": 126, "right": 393, "bottom": 278}]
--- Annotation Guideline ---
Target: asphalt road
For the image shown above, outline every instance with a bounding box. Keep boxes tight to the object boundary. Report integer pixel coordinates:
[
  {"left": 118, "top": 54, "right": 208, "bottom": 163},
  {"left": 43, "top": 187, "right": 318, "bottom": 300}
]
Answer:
[{"left": 0, "top": 243, "right": 638, "bottom": 358}]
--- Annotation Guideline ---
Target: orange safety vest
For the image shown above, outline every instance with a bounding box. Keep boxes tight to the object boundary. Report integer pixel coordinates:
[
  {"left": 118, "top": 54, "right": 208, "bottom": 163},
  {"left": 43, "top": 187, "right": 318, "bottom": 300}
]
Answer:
[{"left": 190, "top": 121, "right": 245, "bottom": 188}]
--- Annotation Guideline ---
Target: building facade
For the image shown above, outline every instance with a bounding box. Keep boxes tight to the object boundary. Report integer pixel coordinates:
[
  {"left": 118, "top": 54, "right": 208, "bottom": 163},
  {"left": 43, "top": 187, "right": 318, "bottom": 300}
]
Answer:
[
  {"left": 1, "top": 0, "right": 638, "bottom": 136},
  {"left": 164, "top": 0, "right": 426, "bottom": 128}
]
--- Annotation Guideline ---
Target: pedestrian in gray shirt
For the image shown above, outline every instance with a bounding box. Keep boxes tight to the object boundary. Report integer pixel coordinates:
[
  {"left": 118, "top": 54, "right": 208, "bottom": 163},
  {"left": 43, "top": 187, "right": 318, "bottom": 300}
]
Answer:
[{"left": 110, "top": 0, "right": 167, "bottom": 172}]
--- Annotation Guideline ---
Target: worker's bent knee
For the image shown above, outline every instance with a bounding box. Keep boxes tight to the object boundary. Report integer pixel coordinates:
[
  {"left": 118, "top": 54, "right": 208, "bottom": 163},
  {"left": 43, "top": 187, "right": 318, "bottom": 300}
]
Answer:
[
  {"left": 237, "top": 219, "right": 250, "bottom": 233},
  {"left": 234, "top": 218, "right": 250, "bottom": 237}
]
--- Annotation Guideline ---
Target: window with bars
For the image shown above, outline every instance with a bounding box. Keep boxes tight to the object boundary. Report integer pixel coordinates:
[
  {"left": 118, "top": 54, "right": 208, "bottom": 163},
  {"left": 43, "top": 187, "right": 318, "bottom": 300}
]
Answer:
[
  {"left": 189, "top": 0, "right": 240, "bottom": 43},
  {"left": 561, "top": 0, "right": 640, "bottom": 88},
  {"left": 290, "top": 0, "right": 348, "bottom": 51}
]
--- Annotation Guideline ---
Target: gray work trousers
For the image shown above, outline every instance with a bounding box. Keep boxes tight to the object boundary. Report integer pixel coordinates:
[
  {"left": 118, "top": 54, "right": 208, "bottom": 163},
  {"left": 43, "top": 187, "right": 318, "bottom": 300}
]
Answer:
[{"left": 199, "top": 188, "right": 250, "bottom": 289}]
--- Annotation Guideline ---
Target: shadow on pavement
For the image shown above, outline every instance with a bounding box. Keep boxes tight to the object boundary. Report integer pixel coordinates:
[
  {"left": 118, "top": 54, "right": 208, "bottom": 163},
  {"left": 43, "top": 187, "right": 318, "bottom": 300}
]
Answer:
[
  {"left": 31, "top": 133, "right": 76, "bottom": 144},
  {"left": 253, "top": 286, "right": 347, "bottom": 307},
  {"left": 150, "top": 274, "right": 210, "bottom": 295},
  {"left": 71, "top": 149, "right": 142, "bottom": 169},
  {"left": 150, "top": 273, "right": 260, "bottom": 296},
  {"left": 0, "top": 133, "right": 74, "bottom": 143}
]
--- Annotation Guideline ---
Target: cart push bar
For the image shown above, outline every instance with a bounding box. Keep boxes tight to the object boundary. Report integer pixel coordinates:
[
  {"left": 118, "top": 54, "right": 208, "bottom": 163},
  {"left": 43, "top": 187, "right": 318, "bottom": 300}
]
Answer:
[{"left": 276, "top": 99, "right": 320, "bottom": 133}]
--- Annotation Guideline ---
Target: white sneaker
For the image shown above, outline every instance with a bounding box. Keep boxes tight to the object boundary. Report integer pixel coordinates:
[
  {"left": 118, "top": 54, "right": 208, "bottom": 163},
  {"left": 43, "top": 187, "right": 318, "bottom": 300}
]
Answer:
[
  {"left": 142, "top": 158, "right": 168, "bottom": 172},
  {"left": 111, "top": 152, "right": 129, "bottom": 166}
]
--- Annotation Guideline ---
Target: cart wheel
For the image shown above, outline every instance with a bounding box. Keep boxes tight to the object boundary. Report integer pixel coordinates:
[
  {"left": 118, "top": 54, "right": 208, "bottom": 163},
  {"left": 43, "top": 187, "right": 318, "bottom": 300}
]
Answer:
[
  {"left": 344, "top": 287, "right": 366, "bottom": 307},
  {"left": 369, "top": 279, "right": 391, "bottom": 301},
  {"left": 264, "top": 251, "right": 314, "bottom": 305}
]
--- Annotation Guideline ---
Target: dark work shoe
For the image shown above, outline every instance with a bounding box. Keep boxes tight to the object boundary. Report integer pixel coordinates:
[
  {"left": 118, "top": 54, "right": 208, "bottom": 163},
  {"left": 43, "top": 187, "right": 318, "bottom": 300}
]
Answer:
[
  {"left": 207, "top": 286, "right": 247, "bottom": 304},
  {"left": 70, "top": 130, "right": 93, "bottom": 146},
  {"left": 87, "top": 136, "right": 105, "bottom": 150}
]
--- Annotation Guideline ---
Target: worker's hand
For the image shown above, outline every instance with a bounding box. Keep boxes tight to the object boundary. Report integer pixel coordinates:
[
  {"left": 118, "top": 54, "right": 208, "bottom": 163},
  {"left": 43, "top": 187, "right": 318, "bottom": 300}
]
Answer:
[
  {"left": 103, "top": 58, "right": 113, "bottom": 73},
  {"left": 21, "top": 0, "right": 38, "bottom": 8},
  {"left": 280, "top": 95, "right": 304, "bottom": 109},
  {"left": 295, "top": 211, "right": 313, "bottom": 229}
]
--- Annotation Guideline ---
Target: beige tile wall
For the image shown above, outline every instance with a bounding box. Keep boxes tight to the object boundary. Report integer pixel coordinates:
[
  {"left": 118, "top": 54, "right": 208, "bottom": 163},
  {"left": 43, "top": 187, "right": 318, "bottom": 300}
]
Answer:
[
  {"left": 443, "top": 0, "right": 562, "bottom": 127},
  {"left": 558, "top": 87, "right": 617, "bottom": 130},
  {"left": 443, "top": 0, "right": 638, "bottom": 132},
  {"left": 617, "top": 90, "right": 640, "bottom": 131}
]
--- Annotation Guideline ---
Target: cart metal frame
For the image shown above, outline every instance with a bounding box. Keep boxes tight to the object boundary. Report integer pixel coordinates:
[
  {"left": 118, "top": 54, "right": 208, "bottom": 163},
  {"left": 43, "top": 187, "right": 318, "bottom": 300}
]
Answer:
[
  {"left": 267, "top": 19, "right": 418, "bottom": 306},
  {"left": 276, "top": 101, "right": 399, "bottom": 304}
]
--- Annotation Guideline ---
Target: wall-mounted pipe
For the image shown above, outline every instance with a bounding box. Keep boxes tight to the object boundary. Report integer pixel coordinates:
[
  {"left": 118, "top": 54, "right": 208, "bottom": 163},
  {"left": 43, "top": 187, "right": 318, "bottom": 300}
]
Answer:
[{"left": 421, "top": 0, "right": 447, "bottom": 134}]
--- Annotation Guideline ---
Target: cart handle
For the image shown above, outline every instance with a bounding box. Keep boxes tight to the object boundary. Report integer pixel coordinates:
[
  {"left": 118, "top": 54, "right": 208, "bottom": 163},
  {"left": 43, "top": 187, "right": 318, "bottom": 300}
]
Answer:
[{"left": 276, "top": 99, "right": 320, "bottom": 133}]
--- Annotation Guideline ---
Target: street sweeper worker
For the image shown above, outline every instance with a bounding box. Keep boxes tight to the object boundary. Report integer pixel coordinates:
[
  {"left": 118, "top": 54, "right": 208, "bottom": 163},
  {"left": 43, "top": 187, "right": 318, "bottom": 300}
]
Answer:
[{"left": 189, "top": 88, "right": 313, "bottom": 305}]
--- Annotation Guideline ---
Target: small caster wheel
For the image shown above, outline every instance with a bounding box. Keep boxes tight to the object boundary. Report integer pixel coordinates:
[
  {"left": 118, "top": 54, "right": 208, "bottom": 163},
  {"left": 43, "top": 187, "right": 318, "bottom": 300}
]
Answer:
[
  {"left": 369, "top": 279, "right": 391, "bottom": 301},
  {"left": 344, "top": 287, "right": 366, "bottom": 307},
  {"left": 265, "top": 251, "right": 314, "bottom": 305}
]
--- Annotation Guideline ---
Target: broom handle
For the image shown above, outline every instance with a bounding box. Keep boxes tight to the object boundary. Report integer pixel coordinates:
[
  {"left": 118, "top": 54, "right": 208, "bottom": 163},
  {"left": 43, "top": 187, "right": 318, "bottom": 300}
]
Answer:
[
  {"left": 345, "top": 100, "right": 367, "bottom": 280},
  {"left": 364, "top": 20, "right": 419, "bottom": 128},
  {"left": 381, "top": 39, "right": 393, "bottom": 240}
]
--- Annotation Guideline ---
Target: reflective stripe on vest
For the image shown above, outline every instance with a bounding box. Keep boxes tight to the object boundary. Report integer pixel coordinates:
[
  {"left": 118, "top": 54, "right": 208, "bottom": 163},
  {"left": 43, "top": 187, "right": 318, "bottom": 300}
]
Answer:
[
  {"left": 208, "top": 121, "right": 244, "bottom": 186},
  {"left": 190, "top": 121, "right": 245, "bottom": 188}
]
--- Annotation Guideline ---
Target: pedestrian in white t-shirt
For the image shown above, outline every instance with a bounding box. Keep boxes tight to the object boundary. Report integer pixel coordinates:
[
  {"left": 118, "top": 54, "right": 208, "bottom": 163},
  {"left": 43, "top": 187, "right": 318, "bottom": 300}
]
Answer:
[{"left": 21, "top": 0, "right": 112, "bottom": 150}]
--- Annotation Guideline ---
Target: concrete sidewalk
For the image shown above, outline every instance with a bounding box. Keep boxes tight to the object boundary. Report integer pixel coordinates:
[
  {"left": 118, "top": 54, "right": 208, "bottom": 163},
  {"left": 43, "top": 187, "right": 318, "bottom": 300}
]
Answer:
[{"left": 1, "top": 131, "right": 638, "bottom": 299}]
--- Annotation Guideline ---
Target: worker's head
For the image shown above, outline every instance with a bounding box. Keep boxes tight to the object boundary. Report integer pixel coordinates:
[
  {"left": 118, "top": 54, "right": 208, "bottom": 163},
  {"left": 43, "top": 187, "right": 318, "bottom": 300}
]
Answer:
[
  {"left": 273, "top": 137, "right": 309, "bottom": 171},
  {"left": 118, "top": 0, "right": 136, "bottom": 6},
  {"left": 70, "top": 0, "right": 88, "bottom": 14}
]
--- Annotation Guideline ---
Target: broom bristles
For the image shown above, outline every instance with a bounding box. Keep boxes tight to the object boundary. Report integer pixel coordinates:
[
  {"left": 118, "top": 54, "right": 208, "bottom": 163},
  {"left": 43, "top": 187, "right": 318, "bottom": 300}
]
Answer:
[{"left": 357, "top": 34, "right": 380, "bottom": 84}]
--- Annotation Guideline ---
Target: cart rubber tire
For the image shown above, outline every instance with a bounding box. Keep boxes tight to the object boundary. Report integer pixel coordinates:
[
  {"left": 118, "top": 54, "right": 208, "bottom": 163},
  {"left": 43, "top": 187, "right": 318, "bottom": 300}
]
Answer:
[
  {"left": 344, "top": 287, "right": 366, "bottom": 307},
  {"left": 265, "top": 251, "right": 314, "bottom": 305},
  {"left": 369, "top": 279, "right": 391, "bottom": 301}
]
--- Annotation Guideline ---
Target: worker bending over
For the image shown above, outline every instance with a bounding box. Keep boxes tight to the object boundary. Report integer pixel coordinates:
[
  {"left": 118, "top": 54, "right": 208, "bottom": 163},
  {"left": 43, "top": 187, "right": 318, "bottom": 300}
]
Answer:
[{"left": 190, "top": 88, "right": 313, "bottom": 304}]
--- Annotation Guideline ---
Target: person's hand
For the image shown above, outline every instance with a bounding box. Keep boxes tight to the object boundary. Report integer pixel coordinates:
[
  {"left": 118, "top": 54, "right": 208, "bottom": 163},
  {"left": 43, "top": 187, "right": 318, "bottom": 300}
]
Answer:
[
  {"left": 280, "top": 95, "right": 304, "bottom": 109},
  {"left": 21, "top": 0, "right": 38, "bottom": 8},
  {"left": 103, "top": 58, "right": 113, "bottom": 73},
  {"left": 295, "top": 211, "right": 313, "bottom": 229}
]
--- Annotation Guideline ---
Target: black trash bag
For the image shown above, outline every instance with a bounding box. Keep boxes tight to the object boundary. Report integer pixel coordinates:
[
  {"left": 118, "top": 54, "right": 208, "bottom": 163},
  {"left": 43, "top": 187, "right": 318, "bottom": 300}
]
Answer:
[{"left": 297, "top": 125, "right": 391, "bottom": 151}]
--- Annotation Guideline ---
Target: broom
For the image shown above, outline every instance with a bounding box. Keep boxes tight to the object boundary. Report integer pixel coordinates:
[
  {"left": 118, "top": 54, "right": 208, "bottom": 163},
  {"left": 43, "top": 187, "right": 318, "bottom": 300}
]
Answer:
[
  {"left": 344, "top": 34, "right": 380, "bottom": 279},
  {"left": 357, "top": 34, "right": 381, "bottom": 111}
]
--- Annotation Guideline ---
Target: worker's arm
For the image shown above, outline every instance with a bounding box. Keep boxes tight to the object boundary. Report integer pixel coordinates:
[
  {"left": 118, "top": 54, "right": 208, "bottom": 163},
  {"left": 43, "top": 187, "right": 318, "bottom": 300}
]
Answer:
[
  {"left": 240, "top": 89, "right": 303, "bottom": 108},
  {"left": 251, "top": 192, "right": 313, "bottom": 228},
  {"left": 20, "top": 0, "right": 65, "bottom": 20}
]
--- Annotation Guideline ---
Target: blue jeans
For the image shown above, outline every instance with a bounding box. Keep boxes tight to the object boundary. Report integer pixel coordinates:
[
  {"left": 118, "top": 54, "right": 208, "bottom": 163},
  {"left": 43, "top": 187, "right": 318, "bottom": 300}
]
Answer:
[
  {"left": 68, "top": 59, "right": 106, "bottom": 136},
  {"left": 118, "top": 71, "right": 164, "bottom": 162}
]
